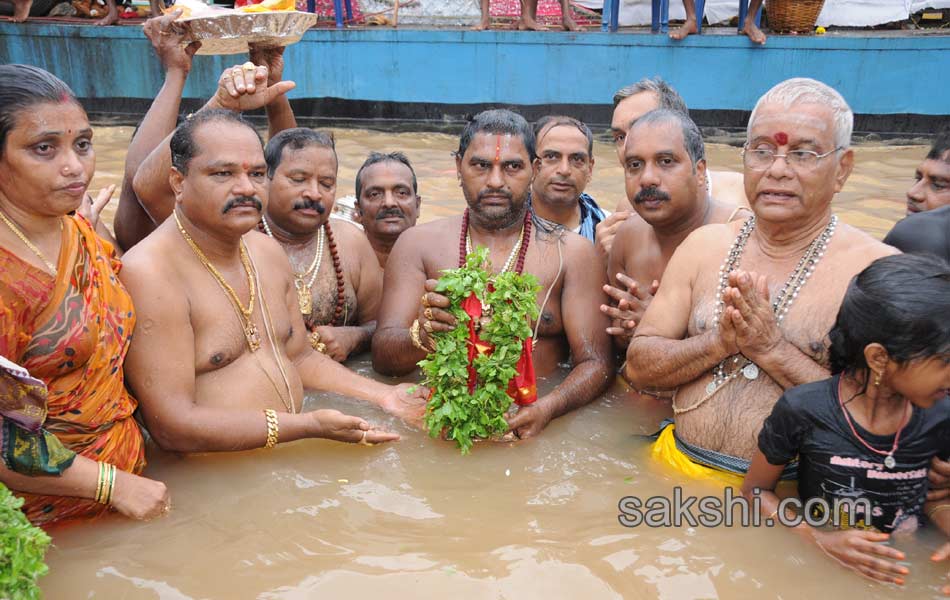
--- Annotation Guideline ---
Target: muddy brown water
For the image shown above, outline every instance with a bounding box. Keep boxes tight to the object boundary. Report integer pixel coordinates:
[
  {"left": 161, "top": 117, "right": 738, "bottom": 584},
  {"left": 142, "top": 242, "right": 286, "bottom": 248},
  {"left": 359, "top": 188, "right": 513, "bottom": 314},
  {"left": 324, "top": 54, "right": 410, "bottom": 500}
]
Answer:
[{"left": 41, "top": 128, "right": 946, "bottom": 599}]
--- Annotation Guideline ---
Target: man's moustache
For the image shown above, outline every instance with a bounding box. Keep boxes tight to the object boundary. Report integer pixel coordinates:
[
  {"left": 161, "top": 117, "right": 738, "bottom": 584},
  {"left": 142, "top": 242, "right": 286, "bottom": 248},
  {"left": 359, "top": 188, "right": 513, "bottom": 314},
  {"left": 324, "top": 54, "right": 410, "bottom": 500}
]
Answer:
[
  {"left": 293, "top": 199, "right": 326, "bottom": 213},
  {"left": 376, "top": 208, "right": 405, "bottom": 220},
  {"left": 634, "top": 187, "right": 670, "bottom": 204},
  {"left": 222, "top": 196, "right": 263, "bottom": 213},
  {"left": 477, "top": 190, "right": 513, "bottom": 201}
]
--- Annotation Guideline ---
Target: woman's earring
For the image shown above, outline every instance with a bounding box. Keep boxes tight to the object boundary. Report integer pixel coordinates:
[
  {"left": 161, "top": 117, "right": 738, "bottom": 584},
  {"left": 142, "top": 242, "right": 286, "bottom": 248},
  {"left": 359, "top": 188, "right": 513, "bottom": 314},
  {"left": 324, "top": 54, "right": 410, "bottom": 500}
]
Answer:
[{"left": 873, "top": 372, "right": 882, "bottom": 387}]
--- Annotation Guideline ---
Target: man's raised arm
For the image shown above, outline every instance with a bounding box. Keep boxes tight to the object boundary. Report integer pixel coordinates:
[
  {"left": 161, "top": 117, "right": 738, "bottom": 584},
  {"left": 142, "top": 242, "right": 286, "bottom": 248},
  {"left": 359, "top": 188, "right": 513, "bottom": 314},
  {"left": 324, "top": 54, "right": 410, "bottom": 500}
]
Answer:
[
  {"left": 115, "top": 12, "right": 198, "bottom": 250},
  {"left": 625, "top": 227, "right": 732, "bottom": 389},
  {"left": 132, "top": 57, "right": 296, "bottom": 225}
]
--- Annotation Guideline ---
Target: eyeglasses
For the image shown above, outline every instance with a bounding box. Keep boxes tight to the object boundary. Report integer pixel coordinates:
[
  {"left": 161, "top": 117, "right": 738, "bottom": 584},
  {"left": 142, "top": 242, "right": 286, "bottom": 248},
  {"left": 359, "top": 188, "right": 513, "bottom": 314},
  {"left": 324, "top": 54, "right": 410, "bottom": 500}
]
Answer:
[{"left": 741, "top": 147, "right": 843, "bottom": 171}]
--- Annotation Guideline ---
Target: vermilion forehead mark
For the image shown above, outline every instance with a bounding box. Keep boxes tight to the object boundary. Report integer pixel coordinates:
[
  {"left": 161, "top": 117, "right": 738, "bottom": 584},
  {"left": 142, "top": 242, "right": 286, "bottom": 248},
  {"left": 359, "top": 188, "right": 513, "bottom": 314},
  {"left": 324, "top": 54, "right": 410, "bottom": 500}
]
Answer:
[
  {"left": 242, "top": 161, "right": 250, "bottom": 170},
  {"left": 773, "top": 132, "right": 789, "bottom": 146},
  {"left": 494, "top": 134, "right": 502, "bottom": 164}
]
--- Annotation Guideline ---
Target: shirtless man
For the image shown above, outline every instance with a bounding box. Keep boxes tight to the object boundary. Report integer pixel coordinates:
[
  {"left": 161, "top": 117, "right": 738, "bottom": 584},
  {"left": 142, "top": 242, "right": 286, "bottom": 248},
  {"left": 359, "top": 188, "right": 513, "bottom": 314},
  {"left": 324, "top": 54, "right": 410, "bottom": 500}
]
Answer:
[
  {"left": 602, "top": 110, "right": 748, "bottom": 352},
  {"left": 597, "top": 77, "right": 747, "bottom": 257},
  {"left": 261, "top": 128, "right": 382, "bottom": 363},
  {"left": 625, "top": 78, "right": 896, "bottom": 479},
  {"left": 372, "top": 109, "right": 612, "bottom": 439},
  {"left": 529, "top": 116, "right": 607, "bottom": 243},
  {"left": 354, "top": 152, "right": 422, "bottom": 268},
  {"left": 121, "top": 110, "right": 425, "bottom": 453}
]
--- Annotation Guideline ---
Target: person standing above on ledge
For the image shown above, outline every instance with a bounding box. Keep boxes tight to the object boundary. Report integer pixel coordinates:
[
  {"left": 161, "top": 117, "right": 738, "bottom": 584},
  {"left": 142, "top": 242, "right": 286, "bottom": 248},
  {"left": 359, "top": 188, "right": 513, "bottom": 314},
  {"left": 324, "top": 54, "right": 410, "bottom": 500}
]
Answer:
[
  {"left": 372, "top": 109, "right": 612, "bottom": 440},
  {"left": 669, "top": 0, "right": 767, "bottom": 43},
  {"left": 474, "top": 0, "right": 578, "bottom": 31}
]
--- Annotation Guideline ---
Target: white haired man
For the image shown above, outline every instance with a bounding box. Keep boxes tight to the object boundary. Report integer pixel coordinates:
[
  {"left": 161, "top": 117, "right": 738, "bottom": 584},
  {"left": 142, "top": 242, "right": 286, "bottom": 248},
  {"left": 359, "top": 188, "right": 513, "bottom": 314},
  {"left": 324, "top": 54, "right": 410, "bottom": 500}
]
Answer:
[{"left": 624, "top": 78, "right": 896, "bottom": 484}]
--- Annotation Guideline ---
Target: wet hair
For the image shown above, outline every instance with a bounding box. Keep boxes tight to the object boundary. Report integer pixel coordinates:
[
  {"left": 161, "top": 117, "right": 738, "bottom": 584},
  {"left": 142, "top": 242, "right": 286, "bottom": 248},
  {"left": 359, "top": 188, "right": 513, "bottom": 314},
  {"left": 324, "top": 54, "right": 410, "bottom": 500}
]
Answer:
[
  {"left": 0, "top": 64, "right": 80, "bottom": 156},
  {"left": 612, "top": 77, "right": 688, "bottom": 115},
  {"left": 170, "top": 109, "right": 262, "bottom": 175},
  {"left": 829, "top": 253, "right": 950, "bottom": 376},
  {"left": 926, "top": 128, "right": 950, "bottom": 163},
  {"left": 354, "top": 151, "right": 418, "bottom": 200},
  {"left": 533, "top": 115, "right": 594, "bottom": 157},
  {"left": 456, "top": 109, "right": 536, "bottom": 162},
  {"left": 264, "top": 127, "right": 336, "bottom": 179},
  {"left": 630, "top": 109, "right": 705, "bottom": 169},
  {"left": 748, "top": 77, "right": 853, "bottom": 150}
]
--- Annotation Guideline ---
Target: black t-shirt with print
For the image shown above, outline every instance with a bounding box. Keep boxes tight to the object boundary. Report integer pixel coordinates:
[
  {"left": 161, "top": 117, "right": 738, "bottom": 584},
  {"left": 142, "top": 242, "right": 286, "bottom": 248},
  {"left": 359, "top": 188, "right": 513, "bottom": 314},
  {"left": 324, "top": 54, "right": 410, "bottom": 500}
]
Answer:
[{"left": 758, "top": 375, "right": 950, "bottom": 533}]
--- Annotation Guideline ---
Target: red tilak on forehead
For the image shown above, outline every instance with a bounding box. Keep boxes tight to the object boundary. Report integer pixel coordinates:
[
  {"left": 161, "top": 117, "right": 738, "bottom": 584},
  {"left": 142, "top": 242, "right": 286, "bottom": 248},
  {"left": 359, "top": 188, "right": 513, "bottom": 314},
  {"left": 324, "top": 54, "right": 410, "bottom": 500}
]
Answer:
[
  {"left": 242, "top": 161, "right": 250, "bottom": 170},
  {"left": 774, "top": 132, "right": 789, "bottom": 146},
  {"left": 494, "top": 134, "right": 502, "bottom": 164}
]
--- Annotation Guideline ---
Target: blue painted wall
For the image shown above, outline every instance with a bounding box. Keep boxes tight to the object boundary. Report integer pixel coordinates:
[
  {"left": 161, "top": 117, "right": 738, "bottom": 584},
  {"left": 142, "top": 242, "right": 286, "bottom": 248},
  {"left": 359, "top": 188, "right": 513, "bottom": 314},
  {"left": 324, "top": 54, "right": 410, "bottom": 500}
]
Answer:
[{"left": 1, "top": 23, "right": 948, "bottom": 116}]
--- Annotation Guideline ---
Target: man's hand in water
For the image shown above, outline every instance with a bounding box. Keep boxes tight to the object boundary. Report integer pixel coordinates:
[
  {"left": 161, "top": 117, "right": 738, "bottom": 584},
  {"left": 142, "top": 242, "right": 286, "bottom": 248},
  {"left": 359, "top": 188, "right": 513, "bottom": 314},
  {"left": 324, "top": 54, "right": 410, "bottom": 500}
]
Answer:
[
  {"left": 601, "top": 274, "right": 658, "bottom": 346},
  {"left": 594, "top": 211, "right": 630, "bottom": 257},
  {"left": 812, "top": 529, "right": 907, "bottom": 584},
  {"left": 311, "top": 326, "right": 359, "bottom": 363},
  {"left": 142, "top": 11, "right": 201, "bottom": 73},
  {"left": 419, "top": 279, "right": 457, "bottom": 348},
  {"left": 929, "top": 457, "right": 950, "bottom": 501},
  {"left": 379, "top": 384, "right": 428, "bottom": 427},
  {"left": 506, "top": 401, "right": 554, "bottom": 440},
  {"left": 723, "top": 270, "right": 782, "bottom": 360},
  {"left": 208, "top": 63, "right": 296, "bottom": 113},
  {"left": 310, "top": 409, "right": 400, "bottom": 444}
]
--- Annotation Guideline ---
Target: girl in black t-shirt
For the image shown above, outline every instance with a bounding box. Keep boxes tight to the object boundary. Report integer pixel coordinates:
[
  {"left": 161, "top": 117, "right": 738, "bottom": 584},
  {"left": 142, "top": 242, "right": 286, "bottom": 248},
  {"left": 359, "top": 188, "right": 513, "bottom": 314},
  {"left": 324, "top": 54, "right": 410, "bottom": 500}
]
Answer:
[{"left": 741, "top": 253, "right": 950, "bottom": 587}]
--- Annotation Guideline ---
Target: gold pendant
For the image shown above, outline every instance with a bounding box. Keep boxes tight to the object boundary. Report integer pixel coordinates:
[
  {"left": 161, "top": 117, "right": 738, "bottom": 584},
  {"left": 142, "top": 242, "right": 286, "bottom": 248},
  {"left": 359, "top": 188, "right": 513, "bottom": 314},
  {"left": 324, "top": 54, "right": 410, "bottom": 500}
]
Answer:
[
  {"left": 245, "top": 323, "right": 262, "bottom": 352},
  {"left": 296, "top": 284, "right": 313, "bottom": 316}
]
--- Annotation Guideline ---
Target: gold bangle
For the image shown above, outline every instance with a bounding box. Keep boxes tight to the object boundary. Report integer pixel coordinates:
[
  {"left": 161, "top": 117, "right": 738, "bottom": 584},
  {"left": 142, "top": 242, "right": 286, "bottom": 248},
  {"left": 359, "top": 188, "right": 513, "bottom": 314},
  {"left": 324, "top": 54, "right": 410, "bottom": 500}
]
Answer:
[
  {"left": 264, "top": 409, "right": 279, "bottom": 448},
  {"left": 94, "top": 461, "right": 106, "bottom": 504},
  {"left": 927, "top": 504, "right": 950, "bottom": 520},
  {"left": 104, "top": 464, "right": 116, "bottom": 506}
]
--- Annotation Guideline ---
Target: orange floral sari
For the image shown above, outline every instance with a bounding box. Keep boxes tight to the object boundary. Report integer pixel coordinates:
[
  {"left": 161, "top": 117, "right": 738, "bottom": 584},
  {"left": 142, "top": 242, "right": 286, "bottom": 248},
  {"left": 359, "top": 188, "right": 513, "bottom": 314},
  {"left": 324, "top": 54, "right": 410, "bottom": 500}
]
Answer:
[{"left": 0, "top": 215, "right": 144, "bottom": 526}]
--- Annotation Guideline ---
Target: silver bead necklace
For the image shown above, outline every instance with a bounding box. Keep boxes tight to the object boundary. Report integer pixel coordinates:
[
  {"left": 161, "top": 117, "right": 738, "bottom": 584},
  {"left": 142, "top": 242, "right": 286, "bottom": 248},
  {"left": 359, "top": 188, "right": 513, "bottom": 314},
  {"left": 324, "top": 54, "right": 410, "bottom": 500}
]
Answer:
[{"left": 674, "top": 215, "right": 838, "bottom": 415}]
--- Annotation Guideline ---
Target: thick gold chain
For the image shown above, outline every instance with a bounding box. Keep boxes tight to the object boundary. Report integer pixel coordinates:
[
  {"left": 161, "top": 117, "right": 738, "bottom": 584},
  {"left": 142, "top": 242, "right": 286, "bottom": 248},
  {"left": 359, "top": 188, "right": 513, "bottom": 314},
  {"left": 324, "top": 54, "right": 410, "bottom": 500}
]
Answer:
[
  {"left": 174, "top": 211, "right": 261, "bottom": 352},
  {"left": 174, "top": 211, "right": 255, "bottom": 319},
  {"left": 0, "top": 210, "right": 61, "bottom": 274}
]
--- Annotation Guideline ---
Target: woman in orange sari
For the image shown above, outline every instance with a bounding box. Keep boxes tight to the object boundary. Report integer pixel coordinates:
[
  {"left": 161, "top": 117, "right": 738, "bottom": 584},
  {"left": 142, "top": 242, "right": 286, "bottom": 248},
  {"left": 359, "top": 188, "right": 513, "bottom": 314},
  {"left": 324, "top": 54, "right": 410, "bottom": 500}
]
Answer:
[{"left": 0, "top": 64, "right": 169, "bottom": 526}]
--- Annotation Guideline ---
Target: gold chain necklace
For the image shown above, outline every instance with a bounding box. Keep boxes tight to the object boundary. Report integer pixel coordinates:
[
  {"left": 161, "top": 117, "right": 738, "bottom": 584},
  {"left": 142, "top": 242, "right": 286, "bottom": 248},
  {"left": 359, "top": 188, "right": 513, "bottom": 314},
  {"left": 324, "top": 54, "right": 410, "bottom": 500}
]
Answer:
[
  {"left": 0, "top": 209, "right": 61, "bottom": 275},
  {"left": 262, "top": 217, "right": 325, "bottom": 317},
  {"left": 248, "top": 252, "right": 296, "bottom": 414},
  {"left": 174, "top": 211, "right": 261, "bottom": 352}
]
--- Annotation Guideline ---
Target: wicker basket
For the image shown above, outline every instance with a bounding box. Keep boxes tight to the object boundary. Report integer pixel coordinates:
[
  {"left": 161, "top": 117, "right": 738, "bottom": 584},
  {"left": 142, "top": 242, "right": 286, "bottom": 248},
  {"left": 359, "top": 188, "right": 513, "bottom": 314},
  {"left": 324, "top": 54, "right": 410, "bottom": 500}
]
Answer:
[{"left": 765, "top": 0, "right": 826, "bottom": 32}]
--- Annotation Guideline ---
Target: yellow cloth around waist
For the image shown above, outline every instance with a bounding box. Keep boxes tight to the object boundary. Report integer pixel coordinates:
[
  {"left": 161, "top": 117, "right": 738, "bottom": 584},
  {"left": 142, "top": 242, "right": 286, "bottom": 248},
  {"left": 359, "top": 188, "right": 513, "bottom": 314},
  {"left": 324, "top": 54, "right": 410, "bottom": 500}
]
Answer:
[{"left": 650, "top": 423, "right": 746, "bottom": 487}]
